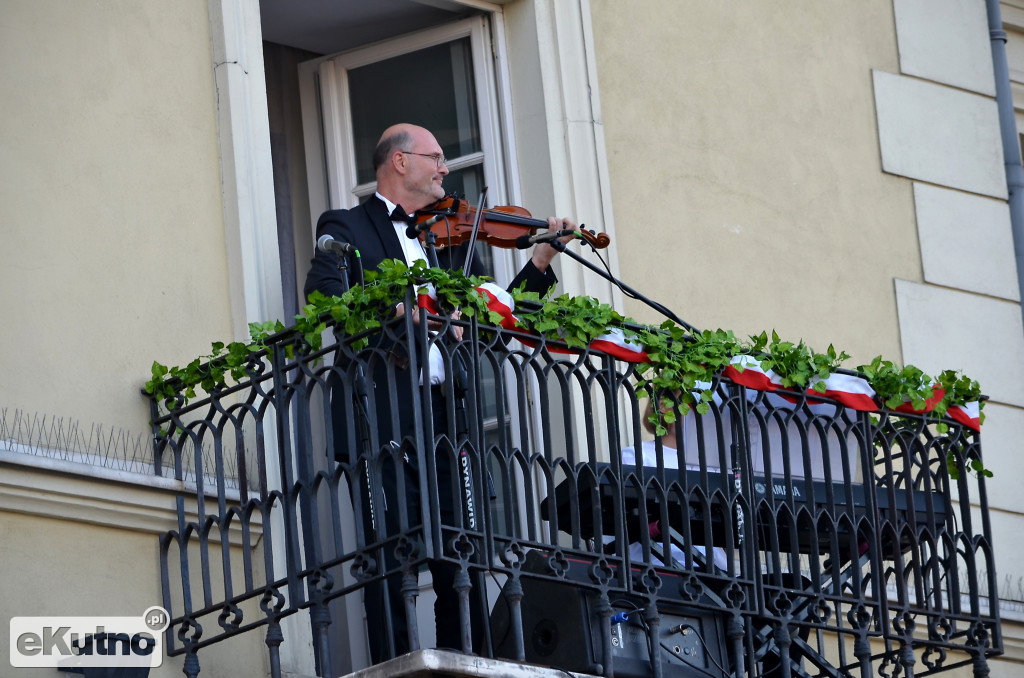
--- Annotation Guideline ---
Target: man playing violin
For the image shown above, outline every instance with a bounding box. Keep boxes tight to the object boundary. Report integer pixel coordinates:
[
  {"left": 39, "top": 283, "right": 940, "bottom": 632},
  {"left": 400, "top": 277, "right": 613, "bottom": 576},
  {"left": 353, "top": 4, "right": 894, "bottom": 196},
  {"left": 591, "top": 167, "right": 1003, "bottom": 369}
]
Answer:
[
  {"left": 303, "top": 123, "right": 578, "bottom": 663},
  {"left": 304, "top": 122, "right": 577, "bottom": 297}
]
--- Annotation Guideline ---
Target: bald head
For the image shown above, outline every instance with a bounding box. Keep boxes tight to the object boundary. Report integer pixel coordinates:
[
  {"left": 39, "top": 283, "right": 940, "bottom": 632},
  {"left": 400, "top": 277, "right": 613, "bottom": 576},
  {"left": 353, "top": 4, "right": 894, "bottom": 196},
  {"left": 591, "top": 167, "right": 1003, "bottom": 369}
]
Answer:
[
  {"left": 372, "top": 124, "right": 416, "bottom": 173},
  {"left": 373, "top": 123, "right": 448, "bottom": 212}
]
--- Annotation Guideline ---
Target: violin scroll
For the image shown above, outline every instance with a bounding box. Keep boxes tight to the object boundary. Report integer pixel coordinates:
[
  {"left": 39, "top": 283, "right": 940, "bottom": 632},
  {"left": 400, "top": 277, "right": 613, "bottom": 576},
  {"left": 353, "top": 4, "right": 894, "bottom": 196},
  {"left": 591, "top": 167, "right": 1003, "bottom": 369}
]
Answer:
[{"left": 580, "top": 229, "right": 610, "bottom": 249}]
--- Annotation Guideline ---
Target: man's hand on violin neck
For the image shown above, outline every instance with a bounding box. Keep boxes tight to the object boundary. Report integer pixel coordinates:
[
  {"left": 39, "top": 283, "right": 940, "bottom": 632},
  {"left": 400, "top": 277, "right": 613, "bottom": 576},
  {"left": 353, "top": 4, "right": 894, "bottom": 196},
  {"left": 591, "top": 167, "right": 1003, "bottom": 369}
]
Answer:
[{"left": 532, "top": 216, "right": 580, "bottom": 272}]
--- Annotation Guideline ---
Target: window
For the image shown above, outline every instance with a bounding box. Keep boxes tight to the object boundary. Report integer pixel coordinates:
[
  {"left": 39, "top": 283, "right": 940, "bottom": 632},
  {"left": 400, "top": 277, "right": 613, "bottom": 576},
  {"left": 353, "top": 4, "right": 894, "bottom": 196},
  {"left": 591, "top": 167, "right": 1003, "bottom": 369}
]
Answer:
[
  {"left": 347, "top": 37, "right": 484, "bottom": 198},
  {"left": 299, "top": 17, "right": 512, "bottom": 280}
]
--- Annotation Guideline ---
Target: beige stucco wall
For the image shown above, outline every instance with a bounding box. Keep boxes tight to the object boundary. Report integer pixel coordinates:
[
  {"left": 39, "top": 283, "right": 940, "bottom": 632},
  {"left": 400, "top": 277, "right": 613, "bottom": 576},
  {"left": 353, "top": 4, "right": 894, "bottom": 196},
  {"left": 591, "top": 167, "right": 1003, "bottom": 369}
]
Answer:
[
  {"left": 0, "top": 464, "right": 270, "bottom": 677},
  {"left": 590, "top": 0, "right": 916, "bottom": 366},
  {"left": 587, "top": 0, "right": 1024, "bottom": 672},
  {"left": 2, "top": 0, "right": 1020, "bottom": 674},
  {"left": 0, "top": 0, "right": 234, "bottom": 434}
]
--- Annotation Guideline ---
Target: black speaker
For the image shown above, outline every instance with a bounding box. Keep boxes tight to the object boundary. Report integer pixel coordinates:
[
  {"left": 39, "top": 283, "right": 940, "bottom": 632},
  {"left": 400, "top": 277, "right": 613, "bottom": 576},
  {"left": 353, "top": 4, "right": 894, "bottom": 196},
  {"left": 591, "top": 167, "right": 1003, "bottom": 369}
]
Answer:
[
  {"left": 490, "top": 551, "right": 729, "bottom": 678},
  {"left": 490, "top": 554, "right": 602, "bottom": 673}
]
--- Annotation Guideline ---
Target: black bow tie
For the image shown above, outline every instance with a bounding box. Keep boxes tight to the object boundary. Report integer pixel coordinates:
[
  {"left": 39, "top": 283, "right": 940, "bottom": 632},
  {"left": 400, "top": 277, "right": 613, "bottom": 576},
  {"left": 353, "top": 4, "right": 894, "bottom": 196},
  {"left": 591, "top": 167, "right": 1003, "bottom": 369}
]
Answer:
[{"left": 389, "top": 205, "right": 414, "bottom": 225}]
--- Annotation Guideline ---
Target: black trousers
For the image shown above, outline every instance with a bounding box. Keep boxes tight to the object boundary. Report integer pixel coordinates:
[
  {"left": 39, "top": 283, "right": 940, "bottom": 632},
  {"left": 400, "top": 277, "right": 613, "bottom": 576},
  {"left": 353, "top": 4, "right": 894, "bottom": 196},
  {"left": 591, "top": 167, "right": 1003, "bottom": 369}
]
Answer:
[{"left": 352, "top": 382, "right": 487, "bottom": 663}]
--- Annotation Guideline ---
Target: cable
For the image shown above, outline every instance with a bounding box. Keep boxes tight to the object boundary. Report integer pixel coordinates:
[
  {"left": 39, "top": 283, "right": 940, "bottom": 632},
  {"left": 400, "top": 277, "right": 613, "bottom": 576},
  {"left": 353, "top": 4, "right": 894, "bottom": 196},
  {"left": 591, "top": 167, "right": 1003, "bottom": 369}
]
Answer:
[
  {"left": 583, "top": 240, "right": 695, "bottom": 331},
  {"left": 487, "top": 570, "right": 514, "bottom": 653},
  {"left": 606, "top": 598, "right": 655, "bottom": 669},
  {"left": 656, "top": 642, "right": 725, "bottom": 678},
  {"left": 588, "top": 244, "right": 645, "bottom": 307},
  {"left": 608, "top": 598, "right": 645, "bottom": 615},
  {"left": 663, "top": 622, "right": 732, "bottom": 678}
]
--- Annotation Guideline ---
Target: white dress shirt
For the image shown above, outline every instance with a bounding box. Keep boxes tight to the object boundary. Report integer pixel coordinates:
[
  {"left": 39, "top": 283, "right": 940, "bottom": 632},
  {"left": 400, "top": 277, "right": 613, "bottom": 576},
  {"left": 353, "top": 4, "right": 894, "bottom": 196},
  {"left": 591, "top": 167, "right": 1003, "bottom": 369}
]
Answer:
[{"left": 377, "top": 192, "right": 445, "bottom": 385}]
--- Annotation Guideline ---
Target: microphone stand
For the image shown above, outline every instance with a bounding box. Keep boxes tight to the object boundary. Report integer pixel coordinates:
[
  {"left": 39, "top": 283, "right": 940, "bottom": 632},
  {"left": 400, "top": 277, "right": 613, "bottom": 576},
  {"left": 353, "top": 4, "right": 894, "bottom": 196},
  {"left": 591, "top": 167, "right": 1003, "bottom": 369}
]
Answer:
[
  {"left": 327, "top": 249, "right": 382, "bottom": 529},
  {"left": 325, "top": 241, "right": 363, "bottom": 294},
  {"left": 335, "top": 251, "right": 352, "bottom": 292},
  {"left": 328, "top": 252, "right": 373, "bottom": 460},
  {"left": 549, "top": 240, "right": 698, "bottom": 332},
  {"left": 416, "top": 224, "right": 478, "bottom": 533}
]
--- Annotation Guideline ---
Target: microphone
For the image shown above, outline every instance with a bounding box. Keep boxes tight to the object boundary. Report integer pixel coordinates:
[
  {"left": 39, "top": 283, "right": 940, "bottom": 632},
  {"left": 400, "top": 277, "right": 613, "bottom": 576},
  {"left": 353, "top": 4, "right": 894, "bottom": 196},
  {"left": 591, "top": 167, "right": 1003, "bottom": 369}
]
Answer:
[
  {"left": 405, "top": 214, "right": 443, "bottom": 239},
  {"left": 514, "top": 229, "right": 576, "bottom": 249},
  {"left": 317, "top": 234, "right": 355, "bottom": 256}
]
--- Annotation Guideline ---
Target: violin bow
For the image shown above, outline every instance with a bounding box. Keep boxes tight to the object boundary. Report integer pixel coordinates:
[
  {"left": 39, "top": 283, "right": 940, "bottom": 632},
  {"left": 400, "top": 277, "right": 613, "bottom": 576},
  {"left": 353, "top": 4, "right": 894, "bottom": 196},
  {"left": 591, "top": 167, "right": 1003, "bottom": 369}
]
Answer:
[{"left": 461, "top": 186, "right": 488, "bottom": 277}]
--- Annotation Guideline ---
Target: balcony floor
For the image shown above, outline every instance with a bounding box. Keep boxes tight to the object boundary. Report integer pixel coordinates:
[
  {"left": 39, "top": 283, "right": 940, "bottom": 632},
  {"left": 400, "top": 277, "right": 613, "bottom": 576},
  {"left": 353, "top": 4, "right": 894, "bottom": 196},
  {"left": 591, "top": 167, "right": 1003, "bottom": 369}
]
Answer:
[{"left": 342, "top": 649, "right": 602, "bottom": 678}]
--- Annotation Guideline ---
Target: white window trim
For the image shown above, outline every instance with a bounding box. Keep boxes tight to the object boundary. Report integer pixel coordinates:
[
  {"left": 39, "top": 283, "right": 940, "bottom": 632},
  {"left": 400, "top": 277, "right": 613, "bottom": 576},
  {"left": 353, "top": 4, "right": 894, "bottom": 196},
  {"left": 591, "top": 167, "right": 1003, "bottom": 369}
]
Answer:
[{"left": 208, "top": 0, "right": 285, "bottom": 337}]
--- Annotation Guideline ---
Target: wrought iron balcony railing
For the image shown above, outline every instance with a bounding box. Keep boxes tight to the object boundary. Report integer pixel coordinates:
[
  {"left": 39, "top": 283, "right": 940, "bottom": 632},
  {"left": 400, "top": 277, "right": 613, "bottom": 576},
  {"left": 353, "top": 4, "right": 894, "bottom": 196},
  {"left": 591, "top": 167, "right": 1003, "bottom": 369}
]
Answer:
[{"left": 148, "top": 288, "right": 1000, "bottom": 678}]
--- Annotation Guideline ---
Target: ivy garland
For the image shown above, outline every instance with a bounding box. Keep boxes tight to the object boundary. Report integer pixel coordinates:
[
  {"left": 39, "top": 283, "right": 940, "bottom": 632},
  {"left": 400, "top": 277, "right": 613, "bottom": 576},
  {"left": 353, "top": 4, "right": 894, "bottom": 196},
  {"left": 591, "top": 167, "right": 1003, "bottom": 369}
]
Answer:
[{"left": 145, "top": 261, "right": 987, "bottom": 475}]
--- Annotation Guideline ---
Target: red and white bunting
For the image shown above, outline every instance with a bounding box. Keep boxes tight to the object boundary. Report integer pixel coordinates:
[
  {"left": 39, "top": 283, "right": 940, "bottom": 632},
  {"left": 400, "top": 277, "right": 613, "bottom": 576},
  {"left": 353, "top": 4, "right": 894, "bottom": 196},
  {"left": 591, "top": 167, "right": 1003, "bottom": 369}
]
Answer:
[
  {"left": 476, "top": 282, "right": 519, "bottom": 329},
  {"left": 809, "top": 373, "right": 878, "bottom": 412},
  {"left": 948, "top": 401, "right": 982, "bottom": 432},
  {"left": 590, "top": 328, "right": 650, "bottom": 363},
  {"left": 723, "top": 357, "right": 879, "bottom": 412},
  {"left": 412, "top": 289, "right": 979, "bottom": 426},
  {"left": 416, "top": 284, "right": 440, "bottom": 314},
  {"left": 722, "top": 355, "right": 785, "bottom": 392}
]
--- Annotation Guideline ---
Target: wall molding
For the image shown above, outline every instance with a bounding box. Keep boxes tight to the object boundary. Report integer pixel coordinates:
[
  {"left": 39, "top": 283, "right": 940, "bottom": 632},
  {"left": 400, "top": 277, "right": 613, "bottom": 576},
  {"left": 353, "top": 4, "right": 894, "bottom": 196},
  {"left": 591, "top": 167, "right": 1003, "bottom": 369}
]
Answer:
[{"left": 0, "top": 451, "right": 258, "bottom": 546}]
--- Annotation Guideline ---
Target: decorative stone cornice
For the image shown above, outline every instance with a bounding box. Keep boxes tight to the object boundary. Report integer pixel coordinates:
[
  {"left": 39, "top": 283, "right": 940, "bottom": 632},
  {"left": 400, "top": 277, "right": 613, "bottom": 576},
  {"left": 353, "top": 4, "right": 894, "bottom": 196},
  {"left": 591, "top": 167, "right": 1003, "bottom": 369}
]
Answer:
[{"left": 0, "top": 450, "right": 257, "bottom": 546}]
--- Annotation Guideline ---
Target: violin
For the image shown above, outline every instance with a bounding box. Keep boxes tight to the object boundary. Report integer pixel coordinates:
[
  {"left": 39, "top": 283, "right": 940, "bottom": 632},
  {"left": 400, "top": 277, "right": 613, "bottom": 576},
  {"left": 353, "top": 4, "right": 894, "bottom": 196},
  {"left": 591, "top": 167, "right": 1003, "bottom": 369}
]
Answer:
[{"left": 411, "top": 195, "right": 610, "bottom": 250}]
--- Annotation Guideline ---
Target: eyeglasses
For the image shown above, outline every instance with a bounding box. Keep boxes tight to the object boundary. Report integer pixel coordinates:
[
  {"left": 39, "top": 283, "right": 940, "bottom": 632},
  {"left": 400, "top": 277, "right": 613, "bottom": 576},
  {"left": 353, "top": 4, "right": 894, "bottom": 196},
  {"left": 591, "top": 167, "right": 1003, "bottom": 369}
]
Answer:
[{"left": 401, "top": 150, "right": 447, "bottom": 168}]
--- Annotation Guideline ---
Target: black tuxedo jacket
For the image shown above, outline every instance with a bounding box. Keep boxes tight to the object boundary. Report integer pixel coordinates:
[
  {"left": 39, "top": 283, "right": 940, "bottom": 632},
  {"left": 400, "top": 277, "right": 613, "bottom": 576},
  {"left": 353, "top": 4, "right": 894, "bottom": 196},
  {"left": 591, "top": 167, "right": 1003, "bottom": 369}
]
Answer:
[
  {"left": 303, "top": 195, "right": 559, "bottom": 465},
  {"left": 304, "top": 195, "right": 557, "bottom": 301}
]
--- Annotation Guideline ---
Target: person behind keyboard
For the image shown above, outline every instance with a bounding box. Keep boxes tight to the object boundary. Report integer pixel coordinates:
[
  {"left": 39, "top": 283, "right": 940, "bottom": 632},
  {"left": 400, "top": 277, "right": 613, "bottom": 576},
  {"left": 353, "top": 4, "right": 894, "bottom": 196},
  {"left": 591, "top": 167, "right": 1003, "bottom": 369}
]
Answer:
[
  {"left": 618, "top": 394, "right": 730, "bottom": 572},
  {"left": 623, "top": 393, "right": 811, "bottom": 678}
]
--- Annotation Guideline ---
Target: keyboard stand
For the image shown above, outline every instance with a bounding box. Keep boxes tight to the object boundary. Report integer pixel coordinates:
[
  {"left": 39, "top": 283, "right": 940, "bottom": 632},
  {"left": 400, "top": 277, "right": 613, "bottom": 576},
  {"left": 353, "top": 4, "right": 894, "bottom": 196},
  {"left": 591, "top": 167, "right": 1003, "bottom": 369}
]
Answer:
[
  {"left": 750, "top": 550, "right": 872, "bottom": 678},
  {"left": 649, "top": 523, "right": 869, "bottom": 678}
]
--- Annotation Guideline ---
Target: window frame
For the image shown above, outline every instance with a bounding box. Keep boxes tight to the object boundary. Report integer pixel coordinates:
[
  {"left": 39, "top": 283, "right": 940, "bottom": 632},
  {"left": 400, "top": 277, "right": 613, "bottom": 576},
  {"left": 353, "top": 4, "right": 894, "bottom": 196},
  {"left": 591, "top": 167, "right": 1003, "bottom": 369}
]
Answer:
[{"left": 299, "top": 18, "right": 511, "bottom": 227}]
